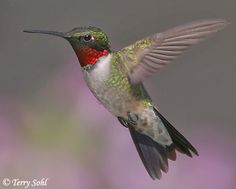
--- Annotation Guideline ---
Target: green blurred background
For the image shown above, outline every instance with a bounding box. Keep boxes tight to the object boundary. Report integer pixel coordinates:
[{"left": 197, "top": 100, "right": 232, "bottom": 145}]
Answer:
[{"left": 0, "top": 0, "right": 235, "bottom": 188}]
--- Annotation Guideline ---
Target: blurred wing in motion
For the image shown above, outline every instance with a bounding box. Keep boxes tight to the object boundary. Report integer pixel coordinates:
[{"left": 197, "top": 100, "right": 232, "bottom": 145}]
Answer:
[{"left": 124, "top": 19, "right": 229, "bottom": 84}]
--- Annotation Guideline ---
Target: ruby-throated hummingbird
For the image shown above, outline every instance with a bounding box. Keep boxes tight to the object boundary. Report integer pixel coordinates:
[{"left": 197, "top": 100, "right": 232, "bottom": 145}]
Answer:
[{"left": 24, "top": 19, "right": 228, "bottom": 179}]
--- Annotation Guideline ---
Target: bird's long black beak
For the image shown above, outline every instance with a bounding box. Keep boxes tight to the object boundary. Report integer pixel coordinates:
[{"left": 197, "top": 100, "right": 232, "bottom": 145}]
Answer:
[{"left": 23, "top": 30, "right": 68, "bottom": 39}]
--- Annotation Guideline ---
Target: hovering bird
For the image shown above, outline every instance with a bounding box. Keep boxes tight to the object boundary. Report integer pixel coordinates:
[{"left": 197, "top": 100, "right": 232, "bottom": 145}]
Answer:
[{"left": 24, "top": 19, "right": 228, "bottom": 179}]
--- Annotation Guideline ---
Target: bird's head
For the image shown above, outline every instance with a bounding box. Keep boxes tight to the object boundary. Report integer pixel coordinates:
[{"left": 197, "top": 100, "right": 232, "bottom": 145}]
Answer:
[{"left": 24, "top": 27, "right": 111, "bottom": 67}]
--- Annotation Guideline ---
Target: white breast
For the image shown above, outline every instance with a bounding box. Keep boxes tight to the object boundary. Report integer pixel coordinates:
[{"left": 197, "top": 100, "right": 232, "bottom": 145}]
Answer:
[
  {"left": 82, "top": 53, "right": 137, "bottom": 116},
  {"left": 84, "top": 54, "right": 112, "bottom": 82},
  {"left": 83, "top": 54, "right": 112, "bottom": 91}
]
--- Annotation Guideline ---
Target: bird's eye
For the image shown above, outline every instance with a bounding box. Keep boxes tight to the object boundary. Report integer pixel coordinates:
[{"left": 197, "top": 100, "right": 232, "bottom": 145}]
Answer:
[
  {"left": 83, "top": 34, "right": 92, "bottom": 42},
  {"left": 78, "top": 34, "right": 94, "bottom": 42}
]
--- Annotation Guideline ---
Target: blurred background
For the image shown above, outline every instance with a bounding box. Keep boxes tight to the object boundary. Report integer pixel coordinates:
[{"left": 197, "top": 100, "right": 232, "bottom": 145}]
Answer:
[{"left": 0, "top": 0, "right": 235, "bottom": 188}]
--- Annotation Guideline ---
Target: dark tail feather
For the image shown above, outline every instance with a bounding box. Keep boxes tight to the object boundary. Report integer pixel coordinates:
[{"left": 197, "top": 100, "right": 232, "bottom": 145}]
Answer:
[
  {"left": 117, "top": 109, "right": 198, "bottom": 180},
  {"left": 128, "top": 126, "right": 176, "bottom": 180},
  {"left": 153, "top": 108, "right": 199, "bottom": 157}
]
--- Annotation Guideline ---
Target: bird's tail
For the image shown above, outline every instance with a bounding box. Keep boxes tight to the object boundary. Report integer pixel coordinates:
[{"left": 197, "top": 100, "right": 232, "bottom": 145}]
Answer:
[
  {"left": 153, "top": 108, "right": 198, "bottom": 157},
  {"left": 124, "top": 108, "right": 198, "bottom": 180}
]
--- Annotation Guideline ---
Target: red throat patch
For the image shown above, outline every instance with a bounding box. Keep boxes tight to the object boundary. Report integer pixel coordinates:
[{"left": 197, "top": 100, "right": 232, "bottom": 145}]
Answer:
[{"left": 75, "top": 48, "right": 109, "bottom": 67}]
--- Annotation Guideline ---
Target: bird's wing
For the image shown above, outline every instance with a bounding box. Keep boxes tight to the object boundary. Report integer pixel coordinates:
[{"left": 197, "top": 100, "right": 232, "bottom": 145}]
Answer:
[{"left": 121, "top": 19, "right": 228, "bottom": 84}]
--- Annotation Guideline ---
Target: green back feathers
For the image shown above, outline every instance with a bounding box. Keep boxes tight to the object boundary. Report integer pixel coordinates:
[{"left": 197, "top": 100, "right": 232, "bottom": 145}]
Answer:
[{"left": 105, "top": 53, "right": 152, "bottom": 107}]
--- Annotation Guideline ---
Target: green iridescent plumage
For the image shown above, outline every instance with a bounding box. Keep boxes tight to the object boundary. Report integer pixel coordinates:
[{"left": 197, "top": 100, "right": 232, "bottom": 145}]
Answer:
[
  {"left": 119, "top": 37, "right": 152, "bottom": 71},
  {"left": 104, "top": 52, "right": 152, "bottom": 108}
]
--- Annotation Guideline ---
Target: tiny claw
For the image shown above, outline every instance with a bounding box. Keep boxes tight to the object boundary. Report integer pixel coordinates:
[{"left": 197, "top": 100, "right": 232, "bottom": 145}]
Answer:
[{"left": 128, "top": 112, "right": 139, "bottom": 125}]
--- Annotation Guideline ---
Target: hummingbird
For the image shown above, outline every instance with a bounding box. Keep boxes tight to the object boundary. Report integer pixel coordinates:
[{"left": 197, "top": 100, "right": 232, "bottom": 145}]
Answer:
[{"left": 24, "top": 19, "right": 228, "bottom": 180}]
